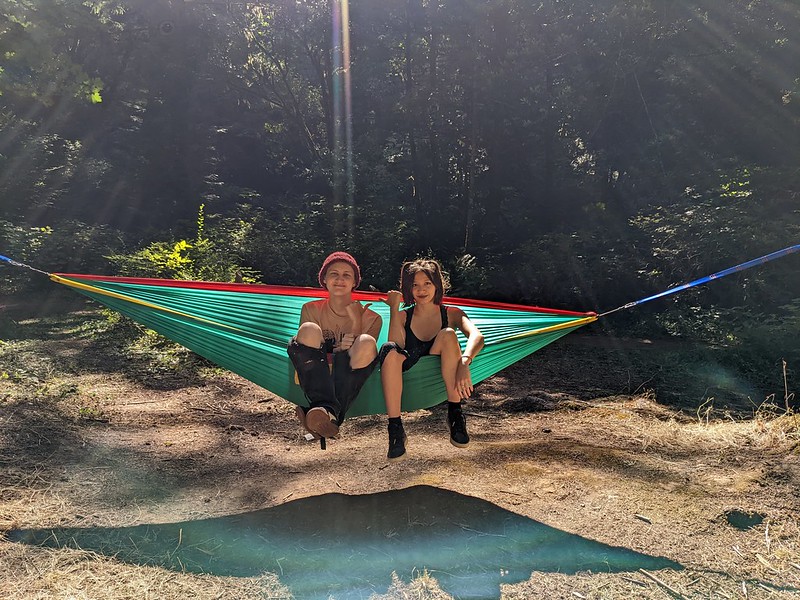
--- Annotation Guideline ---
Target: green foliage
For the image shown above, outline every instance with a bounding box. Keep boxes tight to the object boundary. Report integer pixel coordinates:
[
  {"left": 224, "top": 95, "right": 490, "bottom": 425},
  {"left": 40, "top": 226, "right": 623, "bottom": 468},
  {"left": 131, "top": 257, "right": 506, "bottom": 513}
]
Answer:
[
  {"left": 106, "top": 205, "right": 261, "bottom": 282},
  {"left": 730, "top": 301, "right": 800, "bottom": 395},
  {"left": 0, "top": 127, "right": 85, "bottom": 220},
  {"left": 623, "top": 167, "right": 799, "bottom": 401},
  {"left": 0, "top": 0, "right": 128, "bottom": 109},
  {"left": 651, "top": 300, "right": 799, "bottom": 406},
  {"left": 487, "top": 225, "right": 646, "bottom": 311},
  {"left": 346, "top": 202, "right": 420, "bottom": 292},
  {"left": 448, "top": 254, "right": 490, "bottom": 298},
  {"left": 719, "top": 169, "right": 752, "bottom": 199},
  {"left": 0, "top": 221, "right": 53, "bottom": 265}
]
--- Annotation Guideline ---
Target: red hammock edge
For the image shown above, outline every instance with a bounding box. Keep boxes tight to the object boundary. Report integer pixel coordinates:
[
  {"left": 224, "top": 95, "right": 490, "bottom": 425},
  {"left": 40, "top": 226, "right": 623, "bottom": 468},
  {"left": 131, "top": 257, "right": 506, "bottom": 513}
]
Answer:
[{"left": 55, "top": 273, "right": 593, "bottom": 317}]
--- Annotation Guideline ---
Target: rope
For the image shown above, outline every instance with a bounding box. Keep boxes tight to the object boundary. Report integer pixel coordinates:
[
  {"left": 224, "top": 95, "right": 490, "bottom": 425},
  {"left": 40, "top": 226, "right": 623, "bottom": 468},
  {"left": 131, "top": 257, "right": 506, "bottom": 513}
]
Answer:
[
  {"left": 597, "top": 244, "right": 800, "bottom": 318},
  {"left": 0, "top": 254, "right": 52, "bottom": 277}
]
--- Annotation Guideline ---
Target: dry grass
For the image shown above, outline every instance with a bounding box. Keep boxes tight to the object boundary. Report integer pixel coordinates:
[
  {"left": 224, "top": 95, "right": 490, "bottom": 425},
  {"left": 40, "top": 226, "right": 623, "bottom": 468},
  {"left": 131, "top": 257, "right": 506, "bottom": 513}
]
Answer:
[
  {"left": 3, "top": 392, "right": 799, "bottom": 598},
  {"left": 502, "top": 567, "right": 800, "bottom": 600},
  {"left": 0, "top": 468, "right": 291, "bottom": 598},
  {"left": 577, "top": 393, "right": 800, "bottom": 456},
  {"left": 0, "top": 543, "right": 291, "bottom": 600},
  {"left": 369, "top": 571, "right": 454, "bottom": 600}
]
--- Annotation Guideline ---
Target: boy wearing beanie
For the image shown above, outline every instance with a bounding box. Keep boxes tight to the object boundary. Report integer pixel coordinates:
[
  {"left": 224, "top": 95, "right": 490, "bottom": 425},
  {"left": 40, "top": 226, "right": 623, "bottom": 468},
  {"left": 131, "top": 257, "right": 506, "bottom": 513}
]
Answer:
[{"left": 287, "top": 252, "right": 382, "bottom": 441}]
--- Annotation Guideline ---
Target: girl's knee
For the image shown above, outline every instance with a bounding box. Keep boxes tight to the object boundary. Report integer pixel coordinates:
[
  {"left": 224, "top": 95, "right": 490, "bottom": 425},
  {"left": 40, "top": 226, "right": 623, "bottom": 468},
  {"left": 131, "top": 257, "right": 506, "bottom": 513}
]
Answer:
[
  {"left": 383, "top": 350, "right": 406, "bottom": 364},
  {"left": 379, "top": 344, "right": 406, "bottom": 369},
  {"left": 385, "top": 349, "right": 405, "bottom": 364},
  {"left": 437, "top": 327, "right": 459, "bottom": 346}
]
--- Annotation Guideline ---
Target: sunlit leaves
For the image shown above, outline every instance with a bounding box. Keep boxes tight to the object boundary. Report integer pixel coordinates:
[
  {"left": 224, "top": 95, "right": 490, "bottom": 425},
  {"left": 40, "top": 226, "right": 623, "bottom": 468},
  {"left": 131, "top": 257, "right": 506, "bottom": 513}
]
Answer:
[
  {"left": 719, "top": 169, "right": 752, "bottom": 199},
  {"left": 0, "top": 1, "right": 116, "bottom": 106},
  {"left": 81, "top": 78, "right": 103, "bottom": 103}
]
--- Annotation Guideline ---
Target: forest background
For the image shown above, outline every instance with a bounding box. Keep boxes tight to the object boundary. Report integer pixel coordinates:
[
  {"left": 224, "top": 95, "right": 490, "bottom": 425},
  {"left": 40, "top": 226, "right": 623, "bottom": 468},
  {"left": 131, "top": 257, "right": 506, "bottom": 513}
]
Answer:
[{"left": 1, "top": 0, "right": 798, "bottom": 405}]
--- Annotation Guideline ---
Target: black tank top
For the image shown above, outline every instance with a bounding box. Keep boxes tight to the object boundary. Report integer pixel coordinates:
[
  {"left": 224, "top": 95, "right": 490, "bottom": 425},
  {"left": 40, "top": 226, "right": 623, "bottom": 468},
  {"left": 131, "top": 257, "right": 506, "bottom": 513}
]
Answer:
[{"left": 403, "top": 304, "right": 449, "bottom": 367}]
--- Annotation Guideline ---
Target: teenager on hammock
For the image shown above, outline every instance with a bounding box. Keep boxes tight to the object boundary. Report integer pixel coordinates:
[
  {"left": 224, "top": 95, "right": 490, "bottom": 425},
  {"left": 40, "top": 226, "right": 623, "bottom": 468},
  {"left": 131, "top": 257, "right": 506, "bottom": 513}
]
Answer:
[
  {"left": 288, "top": 252, "right": 381, "bottom": 441},
  {"left": 379, "top": 259, "right": 484, "bottom": 461}
]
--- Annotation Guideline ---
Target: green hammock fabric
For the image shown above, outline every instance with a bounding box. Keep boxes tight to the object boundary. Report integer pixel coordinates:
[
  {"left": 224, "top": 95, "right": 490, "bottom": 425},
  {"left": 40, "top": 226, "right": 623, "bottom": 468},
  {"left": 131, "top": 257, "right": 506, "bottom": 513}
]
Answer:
[{"left": 52, "top": 274, "right": 595, "bottom": 417}]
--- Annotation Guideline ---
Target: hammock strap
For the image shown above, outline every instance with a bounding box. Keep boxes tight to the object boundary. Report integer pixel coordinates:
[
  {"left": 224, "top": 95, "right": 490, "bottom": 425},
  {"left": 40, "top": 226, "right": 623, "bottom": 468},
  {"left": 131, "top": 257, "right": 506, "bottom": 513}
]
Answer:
[
  {"left": 0, "top": 254, "right": 52, "bottom": 277},
  {"left": 597, "top": 244, "right": 800, "bottom": 318}
]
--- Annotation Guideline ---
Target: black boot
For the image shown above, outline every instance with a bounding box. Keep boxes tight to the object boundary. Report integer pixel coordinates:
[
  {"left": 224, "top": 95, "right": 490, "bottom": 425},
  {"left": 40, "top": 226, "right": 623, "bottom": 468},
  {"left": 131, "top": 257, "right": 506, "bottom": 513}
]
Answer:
[
  {"left": 288, "top": 339, "right": 340, "bottom": 439},
  {"left": 447, "top": 402, "right": 469, "bottom": 447},
  {"left": 332, "top": 350, "right": 377, "bottom": 425},
  {"left": 387, "top": 418, "right": 407, "bottom": 461}
]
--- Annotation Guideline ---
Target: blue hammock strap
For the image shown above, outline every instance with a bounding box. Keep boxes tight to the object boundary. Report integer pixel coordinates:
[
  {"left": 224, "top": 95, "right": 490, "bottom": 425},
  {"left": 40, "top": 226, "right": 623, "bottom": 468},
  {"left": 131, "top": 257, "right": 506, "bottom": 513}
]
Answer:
[
  {"left": 598, "top": 244, "right": 800, "bottom": 318},
  {"left": 0, "top": 254, "right": 52, "bottom": 277}
]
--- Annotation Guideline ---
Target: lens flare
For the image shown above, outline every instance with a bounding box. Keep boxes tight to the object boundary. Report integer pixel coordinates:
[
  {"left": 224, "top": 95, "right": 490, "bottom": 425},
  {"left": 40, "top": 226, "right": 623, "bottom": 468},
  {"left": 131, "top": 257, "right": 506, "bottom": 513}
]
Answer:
[{"left": 331, "top": 0, "right": 354, "bottom": 241}]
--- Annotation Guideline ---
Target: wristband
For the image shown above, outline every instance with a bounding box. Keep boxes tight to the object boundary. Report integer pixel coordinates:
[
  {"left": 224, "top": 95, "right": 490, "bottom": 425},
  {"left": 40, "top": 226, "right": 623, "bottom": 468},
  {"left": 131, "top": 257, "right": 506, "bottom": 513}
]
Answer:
[{"left": 462, "top": 355, "right": 473, "bottom": 365}]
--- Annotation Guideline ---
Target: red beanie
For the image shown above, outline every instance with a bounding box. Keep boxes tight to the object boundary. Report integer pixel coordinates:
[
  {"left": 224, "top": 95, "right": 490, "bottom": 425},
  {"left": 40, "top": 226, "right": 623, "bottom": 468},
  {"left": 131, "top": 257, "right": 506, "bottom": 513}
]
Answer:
[{"left": 318, "top": 251, "right": 361, "bottom": 288}]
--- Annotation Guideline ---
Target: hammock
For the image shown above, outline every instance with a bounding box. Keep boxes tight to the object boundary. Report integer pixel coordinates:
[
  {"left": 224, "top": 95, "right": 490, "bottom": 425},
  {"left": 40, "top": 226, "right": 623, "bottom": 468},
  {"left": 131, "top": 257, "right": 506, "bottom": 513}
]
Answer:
[
  {"left": 48, "top": 273, "right": 596, "bottom": 417},
  {"left": 2, "top": 244, "right": 796, "bottom": 416}
]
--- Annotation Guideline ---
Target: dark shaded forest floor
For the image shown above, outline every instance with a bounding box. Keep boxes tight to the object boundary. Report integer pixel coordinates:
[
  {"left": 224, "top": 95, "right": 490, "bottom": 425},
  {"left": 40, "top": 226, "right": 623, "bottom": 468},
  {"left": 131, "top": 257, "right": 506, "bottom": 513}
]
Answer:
[{"left": 1, "top": 294, "right": 799, "bottom": 599}]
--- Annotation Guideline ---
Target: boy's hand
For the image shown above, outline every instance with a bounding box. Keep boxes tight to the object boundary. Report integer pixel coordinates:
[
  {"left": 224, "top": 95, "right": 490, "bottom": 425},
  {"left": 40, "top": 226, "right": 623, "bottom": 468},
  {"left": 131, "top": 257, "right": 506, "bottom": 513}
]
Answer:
[
  {"left": 339, "top": 333, "right": 356, "bottom": 351},
  {"left": 345, "top": 300, "right": 373, "bottom": 323}
]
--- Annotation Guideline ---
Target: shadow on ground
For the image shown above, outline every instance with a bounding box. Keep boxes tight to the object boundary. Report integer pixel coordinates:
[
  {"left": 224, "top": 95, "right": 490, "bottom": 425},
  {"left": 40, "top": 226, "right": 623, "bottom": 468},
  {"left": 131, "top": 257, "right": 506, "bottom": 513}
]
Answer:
[{"left": 7, "top": 485, "right": 681, "bottom": 599}]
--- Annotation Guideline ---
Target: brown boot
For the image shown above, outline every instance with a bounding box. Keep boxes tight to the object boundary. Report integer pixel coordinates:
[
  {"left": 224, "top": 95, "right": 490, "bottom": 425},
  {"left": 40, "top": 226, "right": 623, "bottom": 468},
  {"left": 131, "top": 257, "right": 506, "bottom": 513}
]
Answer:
[
  {"left": 295, "top": 406, "right": 320, "bottom": 439},
  {"left": 305, "top": 406, "right": 340, "bottom": 439}
]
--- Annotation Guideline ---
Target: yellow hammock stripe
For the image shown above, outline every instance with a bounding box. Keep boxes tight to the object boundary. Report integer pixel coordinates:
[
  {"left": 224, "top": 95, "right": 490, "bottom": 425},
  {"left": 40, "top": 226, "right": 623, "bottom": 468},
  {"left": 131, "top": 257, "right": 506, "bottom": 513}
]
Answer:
[
  {"left": 51, "top": 274, "right": 248, "bottom": 334},
  {"left": 504, "top": 314, "right": 598, "bottom": 340}
]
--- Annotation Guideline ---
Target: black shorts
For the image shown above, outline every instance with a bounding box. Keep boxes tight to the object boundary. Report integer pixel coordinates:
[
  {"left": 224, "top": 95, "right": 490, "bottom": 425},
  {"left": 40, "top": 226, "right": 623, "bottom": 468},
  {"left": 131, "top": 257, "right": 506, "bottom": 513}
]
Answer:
[
  {"left": 288, "top": 338, "right": 376, "bottom": 422},
  {"left": 379, "top": 340, "right": 434, "bottom": 372}
]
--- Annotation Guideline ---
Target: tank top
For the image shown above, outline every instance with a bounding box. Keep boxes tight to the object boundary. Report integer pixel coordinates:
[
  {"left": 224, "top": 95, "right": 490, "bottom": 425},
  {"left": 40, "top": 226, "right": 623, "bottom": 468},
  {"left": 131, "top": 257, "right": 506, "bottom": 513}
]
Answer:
[{"left": 402, "top": 304, "right": 449, "bottom": 367}]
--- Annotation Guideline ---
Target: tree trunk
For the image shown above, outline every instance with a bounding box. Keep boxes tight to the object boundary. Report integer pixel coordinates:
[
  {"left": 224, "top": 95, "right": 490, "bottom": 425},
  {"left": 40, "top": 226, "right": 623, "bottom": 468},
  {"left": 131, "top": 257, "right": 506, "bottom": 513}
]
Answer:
[
  {"left": 463, "top": 24, "right": 478, "bottom": 252},
  {"left": 425, "top": 3, "right": 442, "bottom": 215},
  {"left": 404, "top": 0, "right": 423, "bottom": 224}
]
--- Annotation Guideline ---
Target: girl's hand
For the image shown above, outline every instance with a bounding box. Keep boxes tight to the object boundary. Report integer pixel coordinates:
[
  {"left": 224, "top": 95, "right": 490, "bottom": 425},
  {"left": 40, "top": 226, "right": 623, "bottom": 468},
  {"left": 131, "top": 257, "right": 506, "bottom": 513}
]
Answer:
[
  {"left": 455, "top": 358, "right": 474, "bottom": 398},
  {"left": 382, "top": 290, "right": 403, "bottom": 310}
]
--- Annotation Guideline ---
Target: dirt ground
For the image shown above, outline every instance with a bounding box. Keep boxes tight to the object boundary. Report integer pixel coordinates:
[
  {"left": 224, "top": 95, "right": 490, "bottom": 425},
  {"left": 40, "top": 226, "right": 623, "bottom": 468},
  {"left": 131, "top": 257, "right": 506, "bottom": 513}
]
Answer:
[{"left": 1, "top": 298, "right": 799, "bottom": 599}]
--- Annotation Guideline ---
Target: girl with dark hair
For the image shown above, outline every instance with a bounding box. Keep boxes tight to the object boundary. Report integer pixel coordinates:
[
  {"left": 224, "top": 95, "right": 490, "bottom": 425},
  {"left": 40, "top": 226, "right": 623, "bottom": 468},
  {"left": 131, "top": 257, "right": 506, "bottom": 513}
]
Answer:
[{"left": 379, "top": 258, "right": 484, "bottom": 461}]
